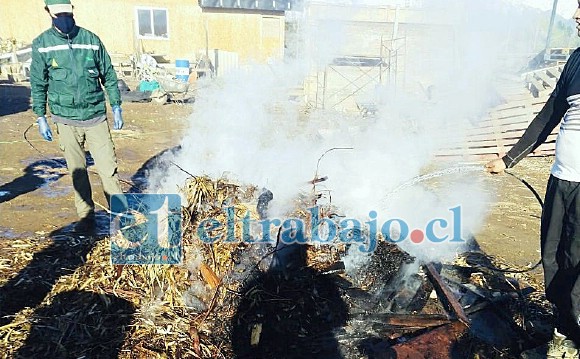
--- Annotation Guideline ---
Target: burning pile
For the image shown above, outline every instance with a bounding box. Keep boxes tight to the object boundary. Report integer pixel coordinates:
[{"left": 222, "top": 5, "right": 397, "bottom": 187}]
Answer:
[{"left": 0, "top": 174, "right": 557, "bottom": 358}]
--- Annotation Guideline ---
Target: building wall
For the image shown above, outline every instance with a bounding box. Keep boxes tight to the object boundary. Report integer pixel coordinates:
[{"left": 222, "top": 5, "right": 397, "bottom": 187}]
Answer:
[
  {"left": 299, "top": 2, "right": 458, "bottom": 110},
  {"left": 0, "top": 0, "right": 285, "bottom": 64}
]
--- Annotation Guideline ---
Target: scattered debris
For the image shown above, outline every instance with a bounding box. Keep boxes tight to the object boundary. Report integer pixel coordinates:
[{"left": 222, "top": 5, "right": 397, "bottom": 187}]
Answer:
[{"left": 0, "top": 175, "right": 557, "bottom": 358}]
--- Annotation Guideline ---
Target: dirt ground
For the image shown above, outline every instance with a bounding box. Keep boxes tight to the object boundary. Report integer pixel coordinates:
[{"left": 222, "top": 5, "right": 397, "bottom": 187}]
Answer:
[
  {"left": 476, "top": 157, "right": 551, "bottom": 286},
  {"left": 0, "top": 81, "right": 554, "bottom": 356}
]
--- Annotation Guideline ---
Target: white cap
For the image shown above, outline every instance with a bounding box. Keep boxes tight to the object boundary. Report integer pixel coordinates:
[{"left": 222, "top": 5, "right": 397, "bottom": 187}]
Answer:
[{"left": 47, "top": 4, "right": 73, "bottom": 14}]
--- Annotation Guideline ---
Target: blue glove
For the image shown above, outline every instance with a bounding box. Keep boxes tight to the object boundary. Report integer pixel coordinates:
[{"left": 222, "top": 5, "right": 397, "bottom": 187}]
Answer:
[
  {"left": 37, "top": 116, "right": 53, "bottom": 141},
  {"left": 112, "top": 105, "right": 123, "bottom": 130}
]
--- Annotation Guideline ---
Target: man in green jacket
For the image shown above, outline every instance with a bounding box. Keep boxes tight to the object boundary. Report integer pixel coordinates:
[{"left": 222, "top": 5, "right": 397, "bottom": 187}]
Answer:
[{"left": 30, "top": 0, "right": 124, "bottom": 232}]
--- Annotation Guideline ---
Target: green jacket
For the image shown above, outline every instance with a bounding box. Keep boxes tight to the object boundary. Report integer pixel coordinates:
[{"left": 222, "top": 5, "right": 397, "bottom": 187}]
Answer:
[{"left": 30, "top": 25, "right": 121, "bottom": 121}]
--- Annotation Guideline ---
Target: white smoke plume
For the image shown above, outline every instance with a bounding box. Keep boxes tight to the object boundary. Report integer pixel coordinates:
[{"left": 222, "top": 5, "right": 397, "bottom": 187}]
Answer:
[{"left": 148, "top": 0, "right": 549, "bottom": 265}]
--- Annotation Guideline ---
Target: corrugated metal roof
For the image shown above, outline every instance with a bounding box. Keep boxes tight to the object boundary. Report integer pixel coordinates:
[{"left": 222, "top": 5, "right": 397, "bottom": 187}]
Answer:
[{"left": 199, "top": 0, "right": 292, "bottom": 12}]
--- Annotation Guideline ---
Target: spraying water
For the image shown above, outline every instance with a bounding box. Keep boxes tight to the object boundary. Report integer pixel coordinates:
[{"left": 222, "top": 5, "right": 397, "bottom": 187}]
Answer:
[{"left": 383, "top": 164, "right": 485, "bottom": 201}]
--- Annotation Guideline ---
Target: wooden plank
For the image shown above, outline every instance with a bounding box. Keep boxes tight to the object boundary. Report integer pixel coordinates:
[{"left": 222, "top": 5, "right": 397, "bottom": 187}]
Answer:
[
  {"left": 502, "top": 93, "right": 535, "bottom": 102},
  {"left": 465, "top": 138, "right": 517, "bottom": 149},
  {"left": 521, "top": 65, "right": 560, "bottom": 78},
  {"left": 492, "top": 95, "right": 549, "bottom": 111},
  {"left": 546, "top": 67, "right": 561, "bottom": 80},
  {"left": 465, "top": 123, "right": 559, "bottom": 138},
  {"left": 473, "top": 124, "right": 532, "bottom": 137},
  {"left": 528, "top": 77, "right": 546, "bottom": 93},
  {"left": 435, "top": 91, "right": 560, "bottom": 158},
  {"left": 388, "top": 322, "right": 468, "bottom": 359},
  {"left": 492, "top": 101, "right": 545, "bottom": 117},
  {"left": 438, "top": 141, "right": 557, "bottom": 157},
  {"left": 464, "top": 134, "right": 558, "bottom": 149},
  {"left": 478, "top": 121, "right": 536, "bottom": 134},
  {"left": 446, "top": 133, "right": 558, "bottom": 151},
  {"left": 435, "top": 152, "right": 550, "bottom": 161},
  {"left": 489, "top": 107, "right": 530, "bottom": 119},
  {"left": 465, "top": 130, "right": 558, "bottom": 142},
  {"left": 531, "top": 102, "right": 548, "bottom": 113},
  {"left": 456, "top": 122, "right": 528, "bottom": 137},
  {"left": 464, "top": 132, "right": 512, "bottom": 143},
  {"left": 441, "top": 134, "right": 558, "bottom": 151},
  {"left": 475, "top": 116, "right": 532, "bottom": 128},
  {"left": 425, "top": 263, "right": 470, "bottom": 325},
  {"left": 352, "top": 313, "right": 451, "bottom": 329},
  {"left": 490, "top": 103, "right": 526, "bottom": 113},
  {"left": 440, "top": 147, "right": 503, "bottom": 156},
  {"left": 536, "top": 71, "right": 557, "bottom": 88},
  {"left": 485, "top": 114, "right": 537, "bottom": 126},
  {"left": 441, "top": 145, "right": 535, "bottom": 156},
  {"left": 489, "top": 102, "right": 547, "bottom": 119},
  {"left": 534, "top": 142, "right": 556, "bottom": 152},
  {"left": 485, "top": 114, "right": 532, "bottom": 125}
]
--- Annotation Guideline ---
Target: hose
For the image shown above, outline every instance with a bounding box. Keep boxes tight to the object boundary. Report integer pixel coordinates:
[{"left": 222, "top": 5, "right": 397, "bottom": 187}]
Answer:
[
  {"left": 384, "top": 164, "right": 544, "bottom": 274},
  {"left": 481, "top": 170, "right": 542, "bottom": 274}
]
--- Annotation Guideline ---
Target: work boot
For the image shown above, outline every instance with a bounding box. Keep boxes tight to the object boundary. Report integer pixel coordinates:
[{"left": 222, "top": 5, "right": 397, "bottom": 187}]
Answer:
[{"left": 547, "top": 329, "right": 579, "bottom": 358}]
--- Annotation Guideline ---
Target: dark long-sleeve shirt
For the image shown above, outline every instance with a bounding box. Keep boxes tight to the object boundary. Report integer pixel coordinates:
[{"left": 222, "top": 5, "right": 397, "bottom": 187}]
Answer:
[{"left": 503, "top": 48, "right": 580, "bottom": 181}]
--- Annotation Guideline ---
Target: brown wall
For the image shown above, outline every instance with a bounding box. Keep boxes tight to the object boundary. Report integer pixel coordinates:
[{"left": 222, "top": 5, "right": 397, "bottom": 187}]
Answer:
[{"left": 0, "top": 0, "right": 285, "bottom": 64}]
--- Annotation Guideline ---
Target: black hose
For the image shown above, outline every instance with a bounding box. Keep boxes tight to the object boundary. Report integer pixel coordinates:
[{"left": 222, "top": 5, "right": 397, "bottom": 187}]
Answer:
[
  {"left": 476, "top": 169, "right": 543, "bottom": 274},
  {"left": 24, "top": 123, "right": 47, "bottom": 157},
  {"left": 505, "top": 171, "right": 544, "bottom": 208}
]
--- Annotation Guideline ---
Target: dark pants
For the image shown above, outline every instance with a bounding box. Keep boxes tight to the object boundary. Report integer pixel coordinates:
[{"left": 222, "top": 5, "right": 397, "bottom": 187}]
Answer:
[{"left": 542, "top": 175, "right": 580, "bottom": 343}]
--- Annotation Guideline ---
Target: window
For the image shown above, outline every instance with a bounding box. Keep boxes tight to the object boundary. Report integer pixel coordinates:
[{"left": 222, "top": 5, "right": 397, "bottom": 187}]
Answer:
[{"left": 136, "top": 7, "right": 168, "bottom": 39}]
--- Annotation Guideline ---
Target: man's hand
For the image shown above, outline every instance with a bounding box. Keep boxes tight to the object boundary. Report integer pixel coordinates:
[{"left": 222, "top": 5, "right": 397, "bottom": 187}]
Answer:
[
  {"left": 485, "top": 158, "right": 506, "bottom": 174},
  {"left": 112, "top": 105, "right": 123, "bottom": 130},
  {"left": 37, "top": 116, "right": 53, "bottom": 141}
]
